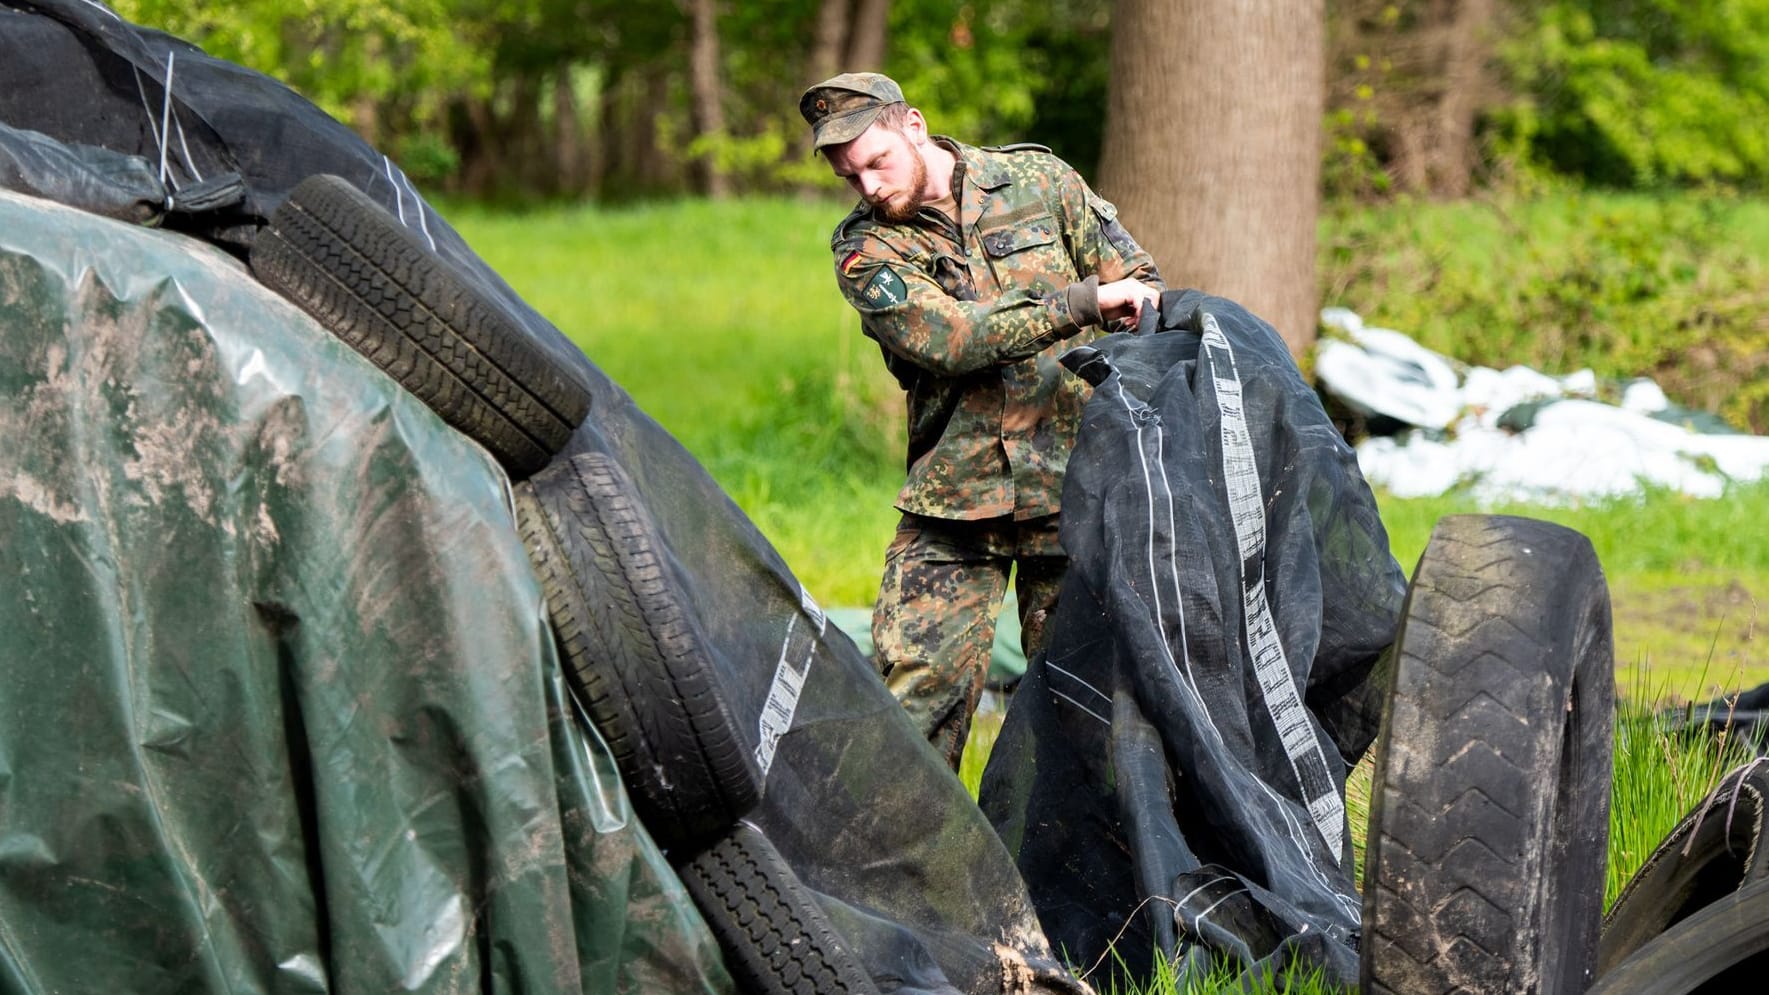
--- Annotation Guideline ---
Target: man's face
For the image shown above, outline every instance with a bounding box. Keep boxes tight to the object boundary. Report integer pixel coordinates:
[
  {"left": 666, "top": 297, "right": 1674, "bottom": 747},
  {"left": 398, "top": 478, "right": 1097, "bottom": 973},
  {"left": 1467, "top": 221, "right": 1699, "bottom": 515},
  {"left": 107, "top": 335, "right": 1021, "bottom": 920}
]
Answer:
[{"left": 825, "top": 121, "right": 928, "bottom": 224}]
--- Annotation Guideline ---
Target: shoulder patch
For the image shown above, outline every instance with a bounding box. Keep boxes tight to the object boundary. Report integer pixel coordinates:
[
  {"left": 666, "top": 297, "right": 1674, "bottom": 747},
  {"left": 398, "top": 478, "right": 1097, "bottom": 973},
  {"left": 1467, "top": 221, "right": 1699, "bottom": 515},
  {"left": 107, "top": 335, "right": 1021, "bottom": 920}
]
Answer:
[
  {"left": 981, "top": 142, "right": 1053, "bottom": 154},
  {"left": 857, "top": 266, "right": 908, "bottom": 311}
]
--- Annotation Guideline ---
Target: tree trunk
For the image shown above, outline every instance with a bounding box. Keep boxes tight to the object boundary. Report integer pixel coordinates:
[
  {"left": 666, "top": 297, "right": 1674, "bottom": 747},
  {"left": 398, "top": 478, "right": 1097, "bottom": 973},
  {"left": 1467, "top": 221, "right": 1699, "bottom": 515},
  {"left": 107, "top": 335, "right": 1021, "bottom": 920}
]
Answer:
[
  {"left": 807, "top": 0, "right": 850, "bottom": 84},
  {"left": 1428, "top": 0, "right": 1496, "bottom": 196},
  {"left": 458, "top": 93, "right": 502, "bottom": 198},
  {"left": 687, "top": 0, "right": 730, "bottom": 197},
  {"left": 844, "top": 0, "right": 891, "bottom": 71},
  {"left": 1099, "top": 0, "right": 1326, "bottom": 356},
  {"left": 553, "top": 66, "right": 584, "bottom": 196},
  {"left": 508, "top": 72, "right": 546, "bottom": 192},
  {"left": 1329, "top": 0, "right": 1502, "bottom": 197},
  {"left": 637, "top": 67, "right": 674, "bottom": 192},
  {"left": 598, "top": 67, "right": 677, "bottom": 199},
  {"left": 594, "top": 70, "right": 621, "bottom": 196},
  {"left": 791, "top": 0, "right": 856, "bottom": 169}
]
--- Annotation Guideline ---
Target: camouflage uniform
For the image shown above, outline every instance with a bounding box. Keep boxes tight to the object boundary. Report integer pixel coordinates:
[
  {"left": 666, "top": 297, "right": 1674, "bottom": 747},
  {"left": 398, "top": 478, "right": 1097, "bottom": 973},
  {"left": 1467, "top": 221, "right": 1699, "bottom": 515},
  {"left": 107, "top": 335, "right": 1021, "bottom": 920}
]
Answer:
[{"left": 807, "top": 78, "right": 1163, "bottom": 768}]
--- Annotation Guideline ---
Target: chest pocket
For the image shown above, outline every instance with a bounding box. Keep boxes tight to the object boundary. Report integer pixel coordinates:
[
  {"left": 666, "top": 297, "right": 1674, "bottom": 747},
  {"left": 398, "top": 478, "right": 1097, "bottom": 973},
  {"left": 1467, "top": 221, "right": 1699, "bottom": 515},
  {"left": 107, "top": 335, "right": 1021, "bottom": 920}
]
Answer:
[{"left": 978, "top": 215, "right": 1070, "bottom": 292}]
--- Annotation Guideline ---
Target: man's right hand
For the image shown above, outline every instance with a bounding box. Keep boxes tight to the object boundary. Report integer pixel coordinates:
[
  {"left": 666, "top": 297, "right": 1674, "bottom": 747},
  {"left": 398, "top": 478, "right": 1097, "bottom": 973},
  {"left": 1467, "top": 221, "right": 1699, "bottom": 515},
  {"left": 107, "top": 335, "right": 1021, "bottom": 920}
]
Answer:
[{"left": 1098, "top": 278, "right": 1161, "bottom": 322}]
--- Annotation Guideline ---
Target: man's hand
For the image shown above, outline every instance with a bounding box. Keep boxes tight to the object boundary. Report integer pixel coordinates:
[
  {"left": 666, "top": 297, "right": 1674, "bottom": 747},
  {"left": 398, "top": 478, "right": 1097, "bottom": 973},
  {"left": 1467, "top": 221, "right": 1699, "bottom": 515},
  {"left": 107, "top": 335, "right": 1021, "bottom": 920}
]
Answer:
[{"left": 1098, "top": 278, "right": 1161, "bottom": 322}]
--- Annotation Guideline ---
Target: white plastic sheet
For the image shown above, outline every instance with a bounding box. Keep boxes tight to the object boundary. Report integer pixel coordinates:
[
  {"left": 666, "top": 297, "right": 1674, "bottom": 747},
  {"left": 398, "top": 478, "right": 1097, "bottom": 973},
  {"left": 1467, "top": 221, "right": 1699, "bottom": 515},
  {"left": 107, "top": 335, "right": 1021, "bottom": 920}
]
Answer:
[{"left": 1316, "top": 308, "right": 1769, "bottom": 503}]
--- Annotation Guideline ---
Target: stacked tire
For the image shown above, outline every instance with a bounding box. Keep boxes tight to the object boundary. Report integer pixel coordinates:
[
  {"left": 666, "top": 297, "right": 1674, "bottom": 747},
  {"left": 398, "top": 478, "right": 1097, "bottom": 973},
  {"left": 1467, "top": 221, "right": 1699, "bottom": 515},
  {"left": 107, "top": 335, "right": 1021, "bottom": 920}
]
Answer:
[
  {"left": 1361, "top": 515, "right": 1616, "bottom": 994},
  {"left": 251, "top": 174, "right": 589, "bottom": 478},
  {"left": 514, "top": 453, "right": 876, "bottom": 995},
  {"left": 1589, "top": 762, "right": 1769, "bottom": 993},
  {"left": 251, "top": 174, "right": 875, "bottom": 995}
]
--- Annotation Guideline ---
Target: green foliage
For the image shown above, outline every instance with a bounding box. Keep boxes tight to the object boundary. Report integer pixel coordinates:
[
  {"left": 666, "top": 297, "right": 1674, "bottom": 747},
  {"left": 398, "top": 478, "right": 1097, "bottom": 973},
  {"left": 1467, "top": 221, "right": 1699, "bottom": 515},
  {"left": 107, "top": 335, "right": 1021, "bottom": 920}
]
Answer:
[
  {"left": 1322, "top": 103, "right": 1392, "bottom": 199},
  {"left": 887, "top": 0, "right": 1106, "bottom": 152},
  {"left": 109, "top": 0, "right": 1769, "bottom": 198},
  {"left": 393, "top": 130, "right": 461, "bottom": 184},
  {"left": 113, "top": 0, "right": 482, "bottom": 126},
  {"left": 1320, "top": 190, "right": 1769, "bottom": 431},
  {"left": 1503, "top": 0, "right": 1769, "bottom": 188}
]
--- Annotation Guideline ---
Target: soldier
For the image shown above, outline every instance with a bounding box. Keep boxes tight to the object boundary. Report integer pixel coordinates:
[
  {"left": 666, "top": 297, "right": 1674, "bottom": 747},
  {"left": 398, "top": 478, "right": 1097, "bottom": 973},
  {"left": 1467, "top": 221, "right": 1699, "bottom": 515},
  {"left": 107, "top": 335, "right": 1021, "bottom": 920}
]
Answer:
[{"left": 800, "top": 71, "right": 1164, "bottom": 770}]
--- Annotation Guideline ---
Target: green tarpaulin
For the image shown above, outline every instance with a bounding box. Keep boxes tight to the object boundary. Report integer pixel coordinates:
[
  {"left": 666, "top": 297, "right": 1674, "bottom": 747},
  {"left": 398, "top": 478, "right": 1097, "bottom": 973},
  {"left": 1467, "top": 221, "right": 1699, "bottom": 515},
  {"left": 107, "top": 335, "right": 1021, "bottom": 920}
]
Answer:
[{"left": 0, "top": 188, "right": 734, "bottom": 994}]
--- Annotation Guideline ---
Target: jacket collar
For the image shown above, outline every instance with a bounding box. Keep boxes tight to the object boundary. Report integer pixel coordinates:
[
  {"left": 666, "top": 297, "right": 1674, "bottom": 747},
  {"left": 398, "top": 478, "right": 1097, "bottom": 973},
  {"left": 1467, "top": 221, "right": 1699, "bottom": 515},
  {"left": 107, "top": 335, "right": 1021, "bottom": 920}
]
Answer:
[{"left": 937, "top": 136, "right": 1012, "bottom": 191}]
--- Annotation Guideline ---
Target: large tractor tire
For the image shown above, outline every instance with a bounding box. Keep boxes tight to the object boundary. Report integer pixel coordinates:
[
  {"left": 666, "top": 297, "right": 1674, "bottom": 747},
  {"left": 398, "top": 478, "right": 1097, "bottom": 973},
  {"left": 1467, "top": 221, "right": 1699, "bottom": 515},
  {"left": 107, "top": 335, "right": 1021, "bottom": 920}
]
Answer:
[{"left": 1361, "top": 514, "right": 1615, "bottom": 994}]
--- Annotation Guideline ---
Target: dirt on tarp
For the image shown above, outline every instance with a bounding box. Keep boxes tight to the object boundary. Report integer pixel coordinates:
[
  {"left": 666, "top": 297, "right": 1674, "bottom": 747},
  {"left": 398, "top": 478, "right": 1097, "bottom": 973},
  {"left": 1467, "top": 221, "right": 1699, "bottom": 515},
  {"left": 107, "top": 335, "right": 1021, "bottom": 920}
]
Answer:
[{"left": 0, "top": 187, "right": 738, "bottom": 995}]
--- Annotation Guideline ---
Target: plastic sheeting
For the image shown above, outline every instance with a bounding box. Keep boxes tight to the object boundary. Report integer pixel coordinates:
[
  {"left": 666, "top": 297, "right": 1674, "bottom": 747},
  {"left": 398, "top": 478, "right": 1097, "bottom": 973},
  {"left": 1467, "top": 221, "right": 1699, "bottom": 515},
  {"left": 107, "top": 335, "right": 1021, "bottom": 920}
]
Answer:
[
  {"left": 1316, "top": 307, "right": 1769, "bottom": 503},
  {"left": 0, "top": 120, "right": 168, "bottom": 224},
  {"left": 0, "top": 188, "right": 735, "bottom": 994},
  {"left": 1, "top": 3, "right": 1087, "bottom": 992},
  {"left": 981, "top": 293, "right": 1407, "bottom": 991}
]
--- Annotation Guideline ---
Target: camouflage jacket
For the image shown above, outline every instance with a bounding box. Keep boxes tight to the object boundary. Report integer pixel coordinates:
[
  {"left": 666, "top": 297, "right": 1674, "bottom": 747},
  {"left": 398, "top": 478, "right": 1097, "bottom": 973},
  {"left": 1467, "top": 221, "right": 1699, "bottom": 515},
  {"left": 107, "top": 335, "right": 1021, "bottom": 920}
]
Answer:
[{"left": 830, "top": 137, "right": 1163, "bottom": 522}]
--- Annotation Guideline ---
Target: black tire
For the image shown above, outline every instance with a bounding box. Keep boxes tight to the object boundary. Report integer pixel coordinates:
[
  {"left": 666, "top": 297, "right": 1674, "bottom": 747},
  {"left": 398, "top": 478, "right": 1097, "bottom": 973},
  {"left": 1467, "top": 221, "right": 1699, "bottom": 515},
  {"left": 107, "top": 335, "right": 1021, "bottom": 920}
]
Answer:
[
  {"left": 1361, "top": 514, "right": 1615, "bottom": 994},
  {"left": 677, "top": 822, "right": 878, "bottom": 995},
  {"left": 1587, "top": 877, "right": 1769, "bottom": 994},
  {"left": 1599, "top": 761, "right": 1769, "bottom": 974},
  {"left": 250, "top": 173, "right": 589, "bottom": 477},
  {"left": 515, "top": 452, "right": 760, "bottom": 845}
]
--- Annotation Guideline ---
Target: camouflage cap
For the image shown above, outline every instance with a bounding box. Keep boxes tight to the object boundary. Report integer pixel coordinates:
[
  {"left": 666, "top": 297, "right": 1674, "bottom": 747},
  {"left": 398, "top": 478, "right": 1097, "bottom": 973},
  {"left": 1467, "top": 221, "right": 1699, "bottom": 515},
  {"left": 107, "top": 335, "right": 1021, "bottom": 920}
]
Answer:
[{"left": 798, "top": 72, "right": 906, "bottom": 150}]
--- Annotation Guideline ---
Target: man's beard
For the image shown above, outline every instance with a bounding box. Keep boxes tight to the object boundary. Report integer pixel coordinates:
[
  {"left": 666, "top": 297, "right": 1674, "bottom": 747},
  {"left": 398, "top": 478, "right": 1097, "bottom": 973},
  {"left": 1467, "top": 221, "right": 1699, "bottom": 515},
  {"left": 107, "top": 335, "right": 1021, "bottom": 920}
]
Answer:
[{"left": 874, "top": 136, "right": 929, "bottom": 224}]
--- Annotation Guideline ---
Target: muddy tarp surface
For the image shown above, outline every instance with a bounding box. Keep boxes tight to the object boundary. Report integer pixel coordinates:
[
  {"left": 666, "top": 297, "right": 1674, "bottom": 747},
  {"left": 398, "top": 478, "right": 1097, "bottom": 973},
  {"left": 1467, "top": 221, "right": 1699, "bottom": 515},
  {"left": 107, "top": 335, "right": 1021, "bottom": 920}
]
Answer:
[
  {"left": 1, "top": 4, "right": 1083, "bottom": 992},
  {"left": 980, "top": 293, "right": 1408, "bottom": 990},
  {"left": 0, "top": 188, "right": 734, "bottom": 994}
]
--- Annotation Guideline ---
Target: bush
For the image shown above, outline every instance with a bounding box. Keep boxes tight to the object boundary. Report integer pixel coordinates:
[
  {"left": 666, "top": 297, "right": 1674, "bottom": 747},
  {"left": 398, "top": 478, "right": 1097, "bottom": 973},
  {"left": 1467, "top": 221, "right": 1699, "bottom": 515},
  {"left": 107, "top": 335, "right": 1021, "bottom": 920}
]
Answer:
[
  {"left": 1319, "top": 190, "right": 1769, "bottom": 430},
  {"left": 1503, "top": 1, "right": 1769, "bottom": 189}
]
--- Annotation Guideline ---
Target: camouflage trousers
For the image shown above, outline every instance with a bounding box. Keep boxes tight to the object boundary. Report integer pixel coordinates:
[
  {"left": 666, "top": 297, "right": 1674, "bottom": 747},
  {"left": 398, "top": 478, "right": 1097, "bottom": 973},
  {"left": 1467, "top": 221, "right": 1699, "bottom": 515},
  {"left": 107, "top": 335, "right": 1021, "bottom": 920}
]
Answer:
[{"left": 872, "top": 512, "right": 1066, "bottom": 770}]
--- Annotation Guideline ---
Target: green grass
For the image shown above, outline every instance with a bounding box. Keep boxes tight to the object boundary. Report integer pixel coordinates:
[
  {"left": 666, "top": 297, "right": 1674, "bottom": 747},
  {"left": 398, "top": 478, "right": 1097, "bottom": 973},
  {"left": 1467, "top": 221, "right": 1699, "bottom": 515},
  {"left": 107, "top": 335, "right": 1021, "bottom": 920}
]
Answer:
[
  {"left": 1374, "top": 483, "right": 1769, "bottom": 702},
  {"left": 1606, "top": 666, "right": 1760, "bottom": 911},
  {"left": 448, "top": 193, "right": 1769, "bottom": 992},
  {"left": 452, "top": 192, "right": 1769, "bottom": 701},
  {"left": 448, "top": 196, "right": 906, "bottom": 605}
]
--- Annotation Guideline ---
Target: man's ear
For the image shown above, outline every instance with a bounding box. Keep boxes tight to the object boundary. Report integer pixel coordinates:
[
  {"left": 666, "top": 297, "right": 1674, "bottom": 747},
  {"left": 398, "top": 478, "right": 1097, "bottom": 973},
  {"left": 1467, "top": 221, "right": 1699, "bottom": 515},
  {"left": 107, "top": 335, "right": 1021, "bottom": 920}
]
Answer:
[{"left": 904, "top": 107, "right": 929, "bottom": 144}]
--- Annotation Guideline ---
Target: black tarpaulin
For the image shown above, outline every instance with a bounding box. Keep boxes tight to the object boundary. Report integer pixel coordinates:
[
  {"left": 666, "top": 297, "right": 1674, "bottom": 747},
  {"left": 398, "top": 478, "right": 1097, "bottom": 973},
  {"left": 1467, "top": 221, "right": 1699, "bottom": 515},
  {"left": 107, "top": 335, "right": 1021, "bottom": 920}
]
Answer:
[{"left": 980, "top": 292, "right": 1407, "bottom": 991}]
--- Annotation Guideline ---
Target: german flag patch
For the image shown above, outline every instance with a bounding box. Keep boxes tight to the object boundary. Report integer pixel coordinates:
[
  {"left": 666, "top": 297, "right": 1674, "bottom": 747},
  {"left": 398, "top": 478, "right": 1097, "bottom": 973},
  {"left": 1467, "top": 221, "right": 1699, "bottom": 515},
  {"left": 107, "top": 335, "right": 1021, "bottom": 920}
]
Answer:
[{"left": 840, "top": 249, "right": 865, "bottom": 277}]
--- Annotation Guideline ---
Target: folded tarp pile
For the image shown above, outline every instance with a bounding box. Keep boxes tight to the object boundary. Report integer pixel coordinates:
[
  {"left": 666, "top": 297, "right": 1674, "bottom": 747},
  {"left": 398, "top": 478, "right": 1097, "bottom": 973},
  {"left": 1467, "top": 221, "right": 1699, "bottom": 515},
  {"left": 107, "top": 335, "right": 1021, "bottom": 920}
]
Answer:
[{"left": 981, "top": 294, "right": 1408, "bottom": 990}]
